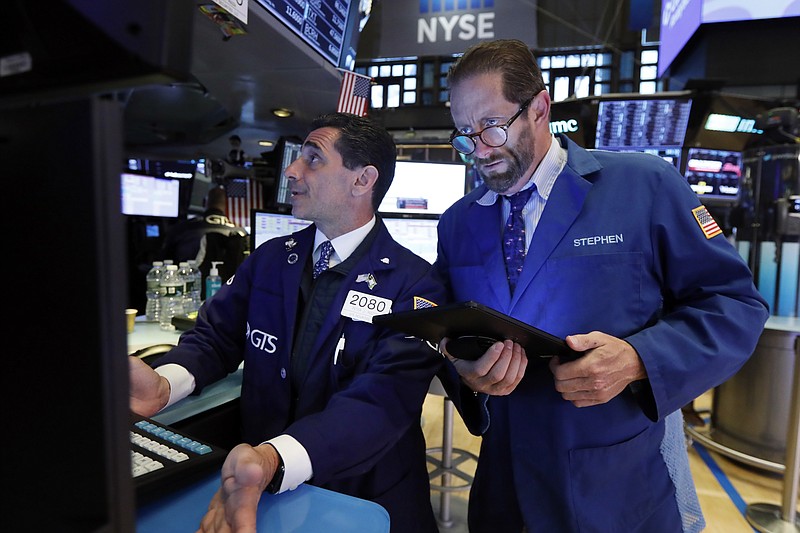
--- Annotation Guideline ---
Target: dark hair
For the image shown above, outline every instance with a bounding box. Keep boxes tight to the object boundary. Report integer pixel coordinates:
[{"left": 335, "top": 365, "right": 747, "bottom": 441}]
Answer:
[
  {"left": 311, "top": 112, "right": 396, "bottom": 211},
  {"left": 447, "top": 39, "right": 546, "bottom": 106}
]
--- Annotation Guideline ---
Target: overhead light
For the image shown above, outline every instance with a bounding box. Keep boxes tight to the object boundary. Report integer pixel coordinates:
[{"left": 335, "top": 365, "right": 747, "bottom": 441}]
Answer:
[
  {"left": 258, "top": 140, "right": 275, "bottom": 147},
  {"left": 272, "top": 108, "right": 293, "bottom": 118}
]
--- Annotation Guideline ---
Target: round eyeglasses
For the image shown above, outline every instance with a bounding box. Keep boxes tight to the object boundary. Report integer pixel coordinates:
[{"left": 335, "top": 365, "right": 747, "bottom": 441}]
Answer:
[{"left": 449, "top": 97, "right": 533, "bottom": 155}]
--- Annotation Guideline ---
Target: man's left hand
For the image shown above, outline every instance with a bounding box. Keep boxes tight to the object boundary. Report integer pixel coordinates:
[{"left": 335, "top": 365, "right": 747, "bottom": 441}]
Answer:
[
  {"left": 198, "top": 443, "right": 280, "bottom": 533},
  {"left": 549, "top": 331, "right": 646, "bottom": 407}
]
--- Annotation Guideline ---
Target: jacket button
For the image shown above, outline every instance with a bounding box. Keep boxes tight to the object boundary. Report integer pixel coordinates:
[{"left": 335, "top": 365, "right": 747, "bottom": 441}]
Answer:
[{"left": 280, "top": 368, "right": 287, "bottom": 379}]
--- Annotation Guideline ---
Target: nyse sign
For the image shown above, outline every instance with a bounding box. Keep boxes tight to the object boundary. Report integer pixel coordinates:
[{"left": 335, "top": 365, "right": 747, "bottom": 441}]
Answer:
[
  {"left": 377, "top": 1, "right": 537, "bottom": 59},
  {"left": 418, "top": 12, "right": 495, "bottom": 43}
]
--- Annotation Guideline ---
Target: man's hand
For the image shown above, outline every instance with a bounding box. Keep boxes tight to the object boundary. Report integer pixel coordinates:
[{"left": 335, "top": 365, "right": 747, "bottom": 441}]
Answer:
[
  {"left": 442, "top": 339, "right": 527, "bottom": 396},
  {"left": 549, "top": 331, "right": 647, "bottom": 407},
  {"left": 198, "top": 443, "right": 281, "bottom": 533},
  {"left": 129, "top": 356, "right": 171, "bottom": 417}
]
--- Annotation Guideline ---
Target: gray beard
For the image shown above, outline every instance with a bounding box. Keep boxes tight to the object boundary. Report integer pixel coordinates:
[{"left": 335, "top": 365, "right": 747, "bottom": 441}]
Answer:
[{"left": 475, "top": 133, "right": 535, "bottom": 194}]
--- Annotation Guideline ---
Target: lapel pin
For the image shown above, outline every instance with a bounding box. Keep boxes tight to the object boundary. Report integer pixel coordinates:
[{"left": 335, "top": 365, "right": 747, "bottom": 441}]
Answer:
[
  {"left": 285, "top": 238, "right": 297, "bottom": 251},
  {"left": 380, "top": 257, "right": 390, "bottom": 264},
  {"left": 287, "top": 252, "right": 298, "bottom": 264}
]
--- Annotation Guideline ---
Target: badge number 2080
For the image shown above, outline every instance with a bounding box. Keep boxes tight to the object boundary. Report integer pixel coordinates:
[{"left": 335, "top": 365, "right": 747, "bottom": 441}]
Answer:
[{"left": 341, "top": 290, "right": 393, "bottom": 323}]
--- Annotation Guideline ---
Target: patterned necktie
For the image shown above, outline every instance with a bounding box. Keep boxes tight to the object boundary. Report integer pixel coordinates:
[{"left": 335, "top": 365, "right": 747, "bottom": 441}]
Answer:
[
  {"left": 502, "top": 186, "right": 536, "bottom": 292},
  {"left": 312, "top": 240, "right": 334, "bottom": 279}
]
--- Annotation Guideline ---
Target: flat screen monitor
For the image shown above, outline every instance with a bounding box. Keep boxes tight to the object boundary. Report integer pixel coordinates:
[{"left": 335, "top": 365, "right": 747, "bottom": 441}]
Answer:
[
  {"left": 684, "top": 147, "right": 743, "bottom": 204},
  {"left": 382, "top": 215, "right": 439, "bottom": 264},
  {"left": 250, "top": 208, "right": 312, "bottom": 250},
  {"left": 378, "top": 161, "right": 466, "bottom": 216},
  {"left": 597, "top": 147, "right": 682, "bottom": 170},
  {"left": 255, "top": 0, "right": 362, "bottom": 69},
  {"left": 274, "top": 137, "right": 304, "bottom": 206},
  {"left": 595, "top": 96, "right": 693, "bottom": 150},
  {"left": 120, "top": 172, "right": 181, "bottom": 218}
]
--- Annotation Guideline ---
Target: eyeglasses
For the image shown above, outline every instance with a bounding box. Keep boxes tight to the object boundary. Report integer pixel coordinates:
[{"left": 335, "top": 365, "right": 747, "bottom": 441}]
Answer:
[{"left": 449, "top": 97, "right": 533, "bottom": 155}]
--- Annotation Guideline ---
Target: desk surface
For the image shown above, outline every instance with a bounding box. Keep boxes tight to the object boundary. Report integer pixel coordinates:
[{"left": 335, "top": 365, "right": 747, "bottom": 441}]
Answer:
[
  {"left": 765, "top": 315, "right": 799, "bottom": 333},
  {"left": 128, "top": 318, "right": 183, "bottom": 353},
  {"left": 137, "top": 472, "right": 390, "bottom": 533}
]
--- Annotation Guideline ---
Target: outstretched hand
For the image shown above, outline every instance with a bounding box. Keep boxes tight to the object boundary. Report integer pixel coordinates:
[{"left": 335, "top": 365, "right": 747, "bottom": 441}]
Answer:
[
  {"left": 198, "top": 443, "right": 281, "bottom": 533},
  {"left": 442, "top": 338, "right": 528, "bottom": 396},
  {"left": 549, "top": 331, "right": 647, "bottom": 407}
]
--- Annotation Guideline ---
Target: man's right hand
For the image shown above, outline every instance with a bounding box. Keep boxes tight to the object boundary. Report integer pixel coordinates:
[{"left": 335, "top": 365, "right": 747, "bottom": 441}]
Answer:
[
  {"left": 441, "top": 339, "right": 528, "bottom": 396},
  {"left": 129, "top": 356, "right": 171, "bottom": 417}
]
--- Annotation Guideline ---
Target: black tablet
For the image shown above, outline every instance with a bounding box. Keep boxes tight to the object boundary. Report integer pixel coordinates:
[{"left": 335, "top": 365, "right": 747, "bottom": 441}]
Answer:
[{"left": 373, "top": 301, "right": 580, "bottom": 361}]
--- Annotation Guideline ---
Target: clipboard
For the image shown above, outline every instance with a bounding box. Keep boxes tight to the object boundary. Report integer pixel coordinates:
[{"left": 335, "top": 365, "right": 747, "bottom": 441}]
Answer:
[{"left": 373, "top": 301, "right": 580, "bottom": 361}]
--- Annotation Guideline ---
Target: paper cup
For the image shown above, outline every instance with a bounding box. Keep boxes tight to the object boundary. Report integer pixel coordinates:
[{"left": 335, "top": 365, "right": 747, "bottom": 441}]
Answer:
[{"left": 125, "top": 309, "right": 138, "bottom": 333}]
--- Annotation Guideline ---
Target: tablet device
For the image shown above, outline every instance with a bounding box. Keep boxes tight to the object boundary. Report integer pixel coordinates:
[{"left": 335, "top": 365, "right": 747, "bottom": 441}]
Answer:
[{"left": 373, "top": 300, "right": 580, "bottom": 361}]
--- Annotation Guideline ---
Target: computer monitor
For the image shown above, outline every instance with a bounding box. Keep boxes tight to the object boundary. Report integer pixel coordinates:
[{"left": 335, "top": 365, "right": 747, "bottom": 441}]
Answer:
[
  {"left": 381, "top": 214, "right": 440, "bottom": 264},
  {"left": 596, "top": 146, "right": 683, "bottom": 170},
  {"left": 120, "top": 172, "right": 181, "bottom": 218},
  {"left": 684, "top": 147, "right": 743, "bottom": 204},
  {"left": 273, "top": 137, "right": 304, "bottom": 207},
  {"left": 250, "top": 208, "right": 312, "bottom": 250},
  {"left": 255, "top": 0, "right": 364, "bottom": 69},
  {"left": 378, "top": 161, "right": 467, "bottom": 216},
  {"left": 595, "top": 95, "right": 693, "bottom": 150}
]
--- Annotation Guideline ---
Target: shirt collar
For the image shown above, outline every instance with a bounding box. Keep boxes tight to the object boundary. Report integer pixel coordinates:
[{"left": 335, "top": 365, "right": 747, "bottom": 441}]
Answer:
[
  {"left": 314, "top": 216, "right": 376, "bottom": 263},
  {"left": 476, "top": 135, "right": 567, "bottom": 205}
]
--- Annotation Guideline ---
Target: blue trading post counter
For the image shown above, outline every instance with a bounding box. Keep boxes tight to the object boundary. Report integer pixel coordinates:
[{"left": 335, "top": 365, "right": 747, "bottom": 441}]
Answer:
[{"left": 137, "top": 472, "right": 390, "bottom": 533}]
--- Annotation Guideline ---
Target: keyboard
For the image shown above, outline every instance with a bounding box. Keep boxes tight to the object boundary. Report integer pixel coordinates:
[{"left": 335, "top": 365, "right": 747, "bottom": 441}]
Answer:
[{"left": 131, "top": 415, "right": 228, "bottom": 504}]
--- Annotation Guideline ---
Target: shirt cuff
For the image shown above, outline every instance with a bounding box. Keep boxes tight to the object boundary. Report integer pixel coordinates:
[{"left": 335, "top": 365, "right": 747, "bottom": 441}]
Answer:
[
  {"left": 154, "top": 363, "right": 195, "bottom": 408},
  {"left": 265, "top": 434, "right": 313, "bottom": 493}
]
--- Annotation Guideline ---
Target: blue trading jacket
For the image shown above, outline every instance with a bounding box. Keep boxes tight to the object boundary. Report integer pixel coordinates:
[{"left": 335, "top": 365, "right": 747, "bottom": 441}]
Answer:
[
  {"left": 157, "top": 219, "right": 445, "bottom": 532},
  {"left": 434, "top": 135, "right": 769, "bottom": 532}
]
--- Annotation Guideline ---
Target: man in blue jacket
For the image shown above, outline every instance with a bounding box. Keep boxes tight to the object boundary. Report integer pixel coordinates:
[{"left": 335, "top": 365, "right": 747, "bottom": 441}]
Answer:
[
  {"left": 434, "top": 39, "right": 769, "bottom": 532},
  {"left": 130, "top": 113, "right": 444, "bottom": 532}
]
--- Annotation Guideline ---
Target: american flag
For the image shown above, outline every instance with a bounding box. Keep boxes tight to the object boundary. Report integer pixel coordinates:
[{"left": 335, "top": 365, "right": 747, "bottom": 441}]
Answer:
[
  {"left": 413, "top": 296, "right": 438, "bottom": 309},
  {"left": 692, "top": 205, "right": 723, "bottom": 239},
  {"left": 337, "top": 70, "right": 371, "bottom": 116},
  {"left": 226, "top": 178, "right": 263, "bottom": 228}
]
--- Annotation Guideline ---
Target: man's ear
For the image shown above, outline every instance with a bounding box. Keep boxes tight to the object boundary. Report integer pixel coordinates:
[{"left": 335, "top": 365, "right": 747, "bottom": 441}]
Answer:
[
  {"left": 531, "top": 90, "right": 551, "bottom": 123},
  {"left": 353, "top": 165, "right": 379, "bottom": 198}
]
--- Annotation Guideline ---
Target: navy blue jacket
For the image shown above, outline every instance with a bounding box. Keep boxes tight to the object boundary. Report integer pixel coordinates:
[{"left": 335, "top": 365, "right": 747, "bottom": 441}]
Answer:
[
  {"left": 158, "top": 219, "right": 444, "bottom": 532},
  {"left": 434, "top": 136, "right": 769, "bottom": 532}
]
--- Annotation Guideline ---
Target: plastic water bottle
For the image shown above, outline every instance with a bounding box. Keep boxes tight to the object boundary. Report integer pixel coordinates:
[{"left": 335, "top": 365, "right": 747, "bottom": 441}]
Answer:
[
  {"left": 159, "top": 264, "right": 184, "bottom": 330},
  {"left": 187, "top": 260, "right": 202, "bottom": 311},
  {"left": 205, "top": 261, "right": 223, "bottom": 301},
  {"left": 178, "top": 262, "right": 196, "bottom": 314},
  {"left": 144, "top": 261, "right": 164, "bottom": 321}
]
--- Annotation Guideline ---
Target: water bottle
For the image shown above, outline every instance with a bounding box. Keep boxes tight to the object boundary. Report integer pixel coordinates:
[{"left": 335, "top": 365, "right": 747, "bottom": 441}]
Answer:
[
  {"left": 144, "top": 261, "right": 164, "bottom": 321},
  {"left": 159, "top": 264, "right": 184, "bottom": 330},
  {"left": 205, "top": 261, "right": 223, "bottom": 301},
  {"left": 187, "top": 259, "right": 202, "bottom": 311},
  {"left": 178, "top": 262, "right": 196, "bottom": 314}
]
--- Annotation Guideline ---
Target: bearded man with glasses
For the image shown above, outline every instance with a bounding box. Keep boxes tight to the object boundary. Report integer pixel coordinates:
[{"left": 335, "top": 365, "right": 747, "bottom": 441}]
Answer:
[{"left": 432, "top": 39, "right": 768, "bottom": 533}]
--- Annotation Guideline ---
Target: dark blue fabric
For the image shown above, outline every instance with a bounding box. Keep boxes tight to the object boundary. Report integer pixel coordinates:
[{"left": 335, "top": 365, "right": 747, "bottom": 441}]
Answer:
[
  {"left": 433, "top": 134, "right": 769, "bottom": 531},
  {"left": 156, "top": 220, "right": 446, "bottom": 532},
  {"left": 502, "top": 187, "right": 535, "bottom": 293}
]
